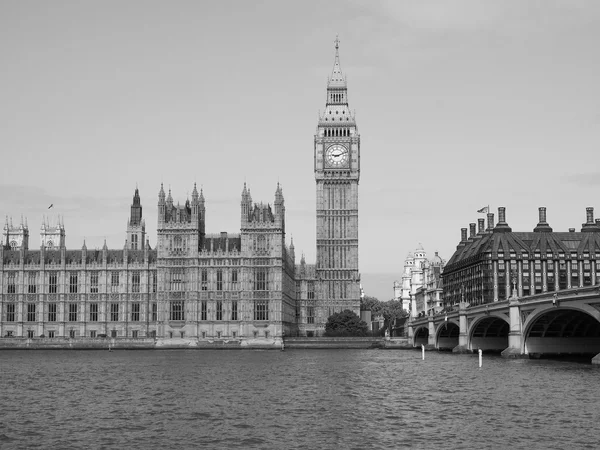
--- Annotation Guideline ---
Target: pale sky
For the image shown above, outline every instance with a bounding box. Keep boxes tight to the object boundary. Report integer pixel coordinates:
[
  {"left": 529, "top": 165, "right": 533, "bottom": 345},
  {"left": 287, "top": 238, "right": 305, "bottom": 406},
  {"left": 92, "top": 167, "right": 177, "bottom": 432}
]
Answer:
[{"left": 1, "top": 1, "right": 599, "bottom": 302}]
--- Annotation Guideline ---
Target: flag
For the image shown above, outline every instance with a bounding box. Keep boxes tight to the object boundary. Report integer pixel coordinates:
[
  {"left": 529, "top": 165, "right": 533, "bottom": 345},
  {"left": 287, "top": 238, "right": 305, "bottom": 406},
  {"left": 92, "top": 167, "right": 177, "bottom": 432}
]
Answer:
[{"left": 477, "top": 206, "right": 488, "bottom": 214}]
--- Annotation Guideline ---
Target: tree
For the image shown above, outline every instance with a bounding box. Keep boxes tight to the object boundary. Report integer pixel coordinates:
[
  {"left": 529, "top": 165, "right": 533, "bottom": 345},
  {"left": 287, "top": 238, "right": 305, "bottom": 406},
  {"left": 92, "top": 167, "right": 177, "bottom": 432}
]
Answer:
[
  {"left": 360, "top": 295, "right": 383, "bottom": 316},
  {"left": 381, "top": 300, "right": 408, "bottom": 334},
  {"left": 324, "top": 309, "right": 369, "bottom": 337}
]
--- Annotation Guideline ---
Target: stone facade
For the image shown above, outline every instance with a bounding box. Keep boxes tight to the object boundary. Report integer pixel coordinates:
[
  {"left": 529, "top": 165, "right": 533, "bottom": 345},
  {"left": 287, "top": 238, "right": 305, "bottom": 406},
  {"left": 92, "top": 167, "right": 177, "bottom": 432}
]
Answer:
[
  {"left": 297, "top": 38, "right": 361, "bottom": 336},
  {"left": 395, "top": 245, "right": 445, "bottom": 317},
  {"left": 0, "top": 40, "right": 362, "bottom": 340}
]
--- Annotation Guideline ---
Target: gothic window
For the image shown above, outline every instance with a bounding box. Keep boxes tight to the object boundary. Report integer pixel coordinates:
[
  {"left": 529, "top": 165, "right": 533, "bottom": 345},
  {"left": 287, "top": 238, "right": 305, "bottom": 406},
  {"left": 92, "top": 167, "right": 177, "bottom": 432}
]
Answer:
[
  {"left": 27, "top": 303, "right": 36, "bottom": 322},
  {"left": 132, "top": 234, "right": 138, "bottom": 250},
  {"left": 131, "top": 303, "right": 140, "bottom": 322},
  {"left": 28, "top": 272, "right": 37, "bottom": 294},
  {"left": 110, "top": 303, "right": 119, "bottom": 321},
  {"left": 216, "top": 301, "right": 223, "bottom": 320},
  {"left": 254, "top": 235, "right": 267, "bottom": 254},
  {"left": 6, "top": 303, "right": 16, "bottom": 322},
  {"left": 48, "top": 303, "right": 57, "bottom": 322},
  {"left": 152, "top": 303, "right": 157, "bottom": 321},
  {"left": 69, "top": 272, "right": 78, "bottom": 294},
  {"left": 69, "top": 303, "right": 78, "bottom": 322},
  {"left": 49, "top": 272, "right": 58, "bottom": 294},
  {"left": 307, "top": 281, "right": 315, "bottom": 300},
  {"left": 231, "top": 301, "right": 238, "bottom": 321},
  {"left": 231, "top": 269, "right": 238, "bottom": 290},
  {"left": 216, "top": 270, "right": 223, "bottom": 291},
  {"left": 89, "top": 303, "right": 98, "bottom": 322},
  {"left": 111, "top": 272, "right": 119, "bottom": 293},
  {"left": 254, "top": 300, "right": 268, "bottom": 321},
  {"left": 7, "top": 272, "right": 16, "bottom": 294},
  {"left": 152, "top": 272, "right": 157, "bottom": 293},
  {"left": 170, "top": 301, "right": 184, "bottom": 321},
  {"left": 169, "top": 268, "right": 184, "bottom": 291},
  {"left": 201, "top": 301, "right": 207, "bottom": 321},
  {"left": 307, "top": 305, "right": 315, "bottom": 324},
  {"left": 253, "top": 269, "right": 268, "bottom": 291},
  {"left": 90, "top": 272, "right": 99, "bottom": 293},
  {"left": 132, "top": 271, "right": 141, "bottom": 293},
  {"left": 201, "top": 269, "right": 208, "bottom": 291}
]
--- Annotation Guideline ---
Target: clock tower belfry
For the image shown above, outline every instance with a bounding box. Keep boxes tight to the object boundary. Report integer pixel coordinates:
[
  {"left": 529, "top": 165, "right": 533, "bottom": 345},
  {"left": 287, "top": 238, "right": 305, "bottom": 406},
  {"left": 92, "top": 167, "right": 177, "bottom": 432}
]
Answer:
[{"left": 314, "top": 37, "right": 361, "bottom": 321}]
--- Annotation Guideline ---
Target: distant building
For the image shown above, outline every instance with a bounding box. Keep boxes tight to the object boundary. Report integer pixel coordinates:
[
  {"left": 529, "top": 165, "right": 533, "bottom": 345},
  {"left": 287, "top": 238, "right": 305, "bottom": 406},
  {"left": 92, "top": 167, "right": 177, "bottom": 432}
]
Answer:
[
  {"left": 442, "top": 207, "right": 600, "bottom": 308},
  {"left": 394, "top": 244, "right": 445, "bottom": 317}
]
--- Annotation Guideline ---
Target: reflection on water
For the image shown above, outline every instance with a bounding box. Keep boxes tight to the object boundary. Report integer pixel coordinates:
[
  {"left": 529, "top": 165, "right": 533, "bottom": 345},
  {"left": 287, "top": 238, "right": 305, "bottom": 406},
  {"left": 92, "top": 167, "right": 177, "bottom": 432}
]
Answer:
[{"left": 0, "top": 349, "right": 598, "bottom": 449}]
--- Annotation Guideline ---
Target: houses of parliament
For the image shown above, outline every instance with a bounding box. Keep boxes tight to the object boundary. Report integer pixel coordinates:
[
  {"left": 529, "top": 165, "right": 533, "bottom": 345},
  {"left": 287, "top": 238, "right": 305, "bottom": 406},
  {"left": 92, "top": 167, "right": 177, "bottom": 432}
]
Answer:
[{"left": 0, "top": 41, "right": 361, "bottom": 342}]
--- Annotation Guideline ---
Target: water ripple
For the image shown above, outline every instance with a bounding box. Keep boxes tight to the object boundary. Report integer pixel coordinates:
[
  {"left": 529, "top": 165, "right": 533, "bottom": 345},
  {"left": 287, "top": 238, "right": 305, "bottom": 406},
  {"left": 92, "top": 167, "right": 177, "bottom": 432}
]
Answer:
[{"left": 0, "top": 349, "right": 599, "bottom": 449}]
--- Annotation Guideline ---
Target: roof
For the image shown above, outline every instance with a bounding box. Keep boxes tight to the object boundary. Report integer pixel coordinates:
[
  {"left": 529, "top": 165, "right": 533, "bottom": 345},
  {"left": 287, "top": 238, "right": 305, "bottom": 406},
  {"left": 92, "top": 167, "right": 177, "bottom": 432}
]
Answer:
[{"left": 445, "top": 230, "right": 600, "bottom": 272}]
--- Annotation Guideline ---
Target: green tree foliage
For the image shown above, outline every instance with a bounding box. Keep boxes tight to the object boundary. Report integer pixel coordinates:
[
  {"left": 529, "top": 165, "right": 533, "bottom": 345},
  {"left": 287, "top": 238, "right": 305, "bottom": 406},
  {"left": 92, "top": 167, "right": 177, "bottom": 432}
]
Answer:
[{"left": 324, "top": 309, "right": 369, "bottom": 337}]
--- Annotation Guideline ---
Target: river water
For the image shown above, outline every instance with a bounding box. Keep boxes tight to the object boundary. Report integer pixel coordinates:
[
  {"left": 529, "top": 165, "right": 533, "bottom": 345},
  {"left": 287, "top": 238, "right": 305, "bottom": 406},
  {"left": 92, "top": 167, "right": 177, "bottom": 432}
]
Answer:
[{"left": 0, "top": 349, "right": 598, "bottom": 449}]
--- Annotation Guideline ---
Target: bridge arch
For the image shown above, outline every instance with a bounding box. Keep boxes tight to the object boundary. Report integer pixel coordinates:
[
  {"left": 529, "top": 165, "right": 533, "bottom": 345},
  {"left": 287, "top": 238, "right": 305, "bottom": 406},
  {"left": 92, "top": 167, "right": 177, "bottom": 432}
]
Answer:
[
  {"left": 469, "top": 314, "right": 510, "bottom": 353},
  {"left": 413, "top": 325, "right": 429, "bottom": 347},
  {"left": 435, "top": 320, "right": 460, "bottom": 350},
  {"left": 522, "top": 305, "right": 600, "bottom": 357}
]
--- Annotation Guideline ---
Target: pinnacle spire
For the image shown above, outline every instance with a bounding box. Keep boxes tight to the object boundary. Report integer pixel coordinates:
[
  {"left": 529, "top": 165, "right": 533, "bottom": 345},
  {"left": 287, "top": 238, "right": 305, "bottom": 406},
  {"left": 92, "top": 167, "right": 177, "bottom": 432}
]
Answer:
[{"left": 329, "top": 35, "right": 345, "bottom": 87}]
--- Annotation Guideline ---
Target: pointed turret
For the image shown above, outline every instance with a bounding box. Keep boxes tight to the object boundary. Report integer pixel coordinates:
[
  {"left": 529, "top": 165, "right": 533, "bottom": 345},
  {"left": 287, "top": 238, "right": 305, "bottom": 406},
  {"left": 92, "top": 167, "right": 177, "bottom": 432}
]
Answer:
[
  {"left": 130, "top": 187, "right": 142, "bottom": 226},
  {"left": 166, "top": 187, "right": 173, "bottom": 207},
  {"left": 158, "top": 183, "right": 166, "bottom": 225},
  {"left": 328, "top": 36, "right": 346, "bottom": 88},
  {"left": 274, "top": 182, "right": 285, "bottom": 231},
  {"left": 127, "top": 186, "right": 146, "bottom": 250}
]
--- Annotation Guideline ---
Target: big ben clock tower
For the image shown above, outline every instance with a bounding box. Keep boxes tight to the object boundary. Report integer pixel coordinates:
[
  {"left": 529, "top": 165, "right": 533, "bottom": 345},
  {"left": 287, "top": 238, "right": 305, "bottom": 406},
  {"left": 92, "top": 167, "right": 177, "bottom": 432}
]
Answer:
[{"left": 314, "top": 37, "right": 361, "bottom": 323}]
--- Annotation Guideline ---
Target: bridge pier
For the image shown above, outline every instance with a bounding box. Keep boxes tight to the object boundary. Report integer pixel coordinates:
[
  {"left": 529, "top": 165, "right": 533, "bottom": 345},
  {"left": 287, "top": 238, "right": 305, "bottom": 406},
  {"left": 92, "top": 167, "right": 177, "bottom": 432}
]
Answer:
[
  {"left": 452, "top": 301, "right": 471, "bottom": 353},
  {"left": 501, "top": 296, "right": 526, "bottom": 358},
  {"left": 427, "top": 317, "right": 435, "bottom": 347}
]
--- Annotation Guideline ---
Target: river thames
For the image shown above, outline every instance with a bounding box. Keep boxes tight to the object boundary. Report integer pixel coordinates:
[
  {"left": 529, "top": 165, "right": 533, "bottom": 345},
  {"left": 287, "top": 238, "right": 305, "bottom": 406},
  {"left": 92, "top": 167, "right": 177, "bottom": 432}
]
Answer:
[{"left": 0, "top": 349, "right": 598, "bottom": 449}]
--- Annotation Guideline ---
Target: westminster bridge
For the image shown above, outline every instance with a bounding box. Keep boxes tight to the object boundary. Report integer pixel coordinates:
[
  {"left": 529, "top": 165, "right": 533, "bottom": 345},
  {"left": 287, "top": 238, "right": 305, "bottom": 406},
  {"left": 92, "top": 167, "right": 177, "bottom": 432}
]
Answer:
[{"left": 407, "top": 285, "right": 600, "bottom": 359}]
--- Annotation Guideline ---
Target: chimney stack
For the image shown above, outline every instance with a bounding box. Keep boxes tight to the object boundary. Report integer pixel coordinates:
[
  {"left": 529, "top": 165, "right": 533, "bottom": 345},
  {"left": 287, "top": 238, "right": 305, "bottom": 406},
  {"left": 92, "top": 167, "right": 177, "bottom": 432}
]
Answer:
[
  {"left": 477, "top": 218, "right": 485, "bottom": 234},
  {"left": 461, "top": 228, "right": 468, "bottom": 242},
  {"left": 534, "top": 206, "right": 552, "bottom": 232},
  {"left": 487, "top": 213, "right": 495, "bottom": 231},
  {"left": 469, "top": 223, "right": 476, "bottom": 238},
  {"left": 494, "top": 207, "right": 512, "bottom": 233},
  {"left": 581, "top": 207, "right": 600, "bottom": 232},
  {"left": 498, "top": 207, "right": 506, "bottom": 223}
]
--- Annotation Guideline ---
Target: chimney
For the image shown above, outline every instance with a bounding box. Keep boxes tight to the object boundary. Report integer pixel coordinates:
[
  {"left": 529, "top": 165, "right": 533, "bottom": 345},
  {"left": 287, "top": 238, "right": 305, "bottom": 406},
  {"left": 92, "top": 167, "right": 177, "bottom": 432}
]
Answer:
[
  {"left": 569, "top": 228, "right": 575, "bottom": 233},
  {"left": 457, "top": 227, "right": 468, "bottom": 250},
  {"left": 487, "top": 213, "right": 495, "bottom": 231},
  {"left": 477, "top": 218, "right": 485, "bottom": 234},
  {"left": 469, "top": 223, "right": 476, "bottom": 238},
  {"left": 534, "top": 206, "right": 552, "bottom": 232},
  {"left": 494, "top": 207, "right": 512, "bottom": 233},
  {"left": 498, "top": 207, "right": 506, "bottom": 223},
  {"left": 581, "top": 207, "right": 600, "bottom": 232}
]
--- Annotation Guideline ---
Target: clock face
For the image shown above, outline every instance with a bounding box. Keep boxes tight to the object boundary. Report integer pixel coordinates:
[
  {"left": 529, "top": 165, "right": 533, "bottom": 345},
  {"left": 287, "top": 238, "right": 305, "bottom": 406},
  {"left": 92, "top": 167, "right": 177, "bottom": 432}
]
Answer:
[{"left": 325, "top": 144, "right": 349, "bottom": 167}]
